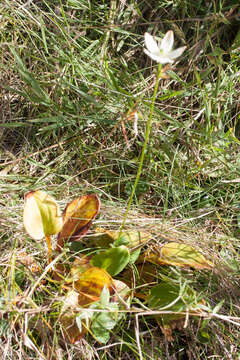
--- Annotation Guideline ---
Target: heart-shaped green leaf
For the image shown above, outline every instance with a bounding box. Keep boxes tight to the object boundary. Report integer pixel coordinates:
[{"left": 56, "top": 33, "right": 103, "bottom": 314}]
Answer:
[{"left": 91, "top": 246, "right": 130, "bottom": 276}]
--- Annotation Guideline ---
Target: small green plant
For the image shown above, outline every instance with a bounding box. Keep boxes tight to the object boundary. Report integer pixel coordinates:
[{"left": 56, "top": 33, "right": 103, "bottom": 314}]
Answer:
[
  {"left": 23, "top": 190, "right": 213, "bottom": 344},
  {"left": 120, "top": 29, "right": 187, "bottom": 233}
]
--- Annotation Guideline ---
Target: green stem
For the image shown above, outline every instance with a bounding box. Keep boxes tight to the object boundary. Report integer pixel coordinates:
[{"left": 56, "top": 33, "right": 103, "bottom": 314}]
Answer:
[{"left": 119, "top": 63, "right": 162, "bottom": 235}]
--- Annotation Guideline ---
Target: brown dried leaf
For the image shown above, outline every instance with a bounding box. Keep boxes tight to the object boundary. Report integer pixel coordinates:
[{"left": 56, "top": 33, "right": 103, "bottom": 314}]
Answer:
[
  {"left": 60, "top": 312, "right": 86, "bottom": 344},
  {"left": 159, "top": 319, "right": 185, "bottom": 342}
]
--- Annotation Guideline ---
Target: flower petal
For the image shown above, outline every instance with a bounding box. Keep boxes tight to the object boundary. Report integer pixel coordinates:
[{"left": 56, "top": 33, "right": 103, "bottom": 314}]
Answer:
[
  {"left": 144, "top": 32, "right": 159, "bottom": 54},
  {"left": 168, "top": 46, "right": 187, "bottom": 60},
  {"left": 144, "top": 49, "right": 174, "bottom": 64},
  {"left": 160, "top": 30, "right": 174, "bottom": 53}
]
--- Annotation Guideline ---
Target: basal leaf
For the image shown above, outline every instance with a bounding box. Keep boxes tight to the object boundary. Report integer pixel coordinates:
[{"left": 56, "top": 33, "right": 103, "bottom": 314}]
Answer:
[
  {"left": 90, "top": 228, "right": 115, "bottom": 248},
  {"left": 148, "top": 282, "right": 189, "bottom": 312},
  {"left": 74, "top": 267, "right": 113, "bottom": 306},
  {"left": 145, "top": 242, "right": 213, "bottom": 270},
  {"left": 148, "top": 281, "right": 206, "bottom": 339},
  {"left": 57, "top": 194, "right": 100, "bottom": 249},
  {"left": 148, "top": 281, "right": 198, "bottom": 321},
  {"left": 92, "top": 228, "right": 151, "bottom": 249},
  {"left": 113, "top": 230, "right": 152, "bottom": 248},
  {"left": 118, "top": 262, "right": 158, "bottom": 298},
  {"left": 91, "top": 246, "right": 130, "bottom": 276},
  {"left": 129, "top": 248, "right": 141, "bottom": 264},
  {"left": 23, "top": 190, "right": 63, "bottom": 240}
]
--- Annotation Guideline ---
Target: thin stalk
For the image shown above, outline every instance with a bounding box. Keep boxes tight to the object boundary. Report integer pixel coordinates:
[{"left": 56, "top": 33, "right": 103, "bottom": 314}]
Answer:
[
  {"left": 119, "top": 63, "right": 162, "bottom": 235},
  {"left": 45, "top": 235, "right": 52, "bottom": 263}
]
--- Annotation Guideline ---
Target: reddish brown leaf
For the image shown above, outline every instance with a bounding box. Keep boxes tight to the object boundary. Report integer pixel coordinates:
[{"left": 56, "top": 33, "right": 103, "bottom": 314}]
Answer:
[{"left": 57, "top": 194, "right": 100, "bottom": 250}]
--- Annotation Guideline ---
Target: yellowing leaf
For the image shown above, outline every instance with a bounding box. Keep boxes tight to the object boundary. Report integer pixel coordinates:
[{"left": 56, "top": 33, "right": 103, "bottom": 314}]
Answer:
[
  {"left": 57, "top": 194, "right": 100, "bottom": 249},
  {"left": 23, "top": 190, "right": 63, "bottom": 240},
  {"left": 93, "top": 228, "right": 151, "bottom": 248},
  {"left": 91, "top": 228, "right": 115, "bottom": 248},
  {"left": 74, "top": 267, "right": 113, "bottom": 307},
  {"left": 114, "top": 230, "right": 152, "bottom": 248},
  {"left": 145, "top": 242, "right": 213, "bottom": 270}
]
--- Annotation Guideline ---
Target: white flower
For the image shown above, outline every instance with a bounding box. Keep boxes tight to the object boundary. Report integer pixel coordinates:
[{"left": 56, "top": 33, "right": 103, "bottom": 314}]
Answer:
[{"left": 144, "top": 31, "right": 186, "bottom": 64}]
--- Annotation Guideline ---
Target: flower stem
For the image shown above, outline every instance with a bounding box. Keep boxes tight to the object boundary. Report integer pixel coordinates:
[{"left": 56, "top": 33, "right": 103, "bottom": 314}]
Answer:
[
  {"left": 45, "top": 235, "right": 52, "bottom": 263},
  {"left": 119, "top": 63, "right": 162, "bottom": 234}
]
